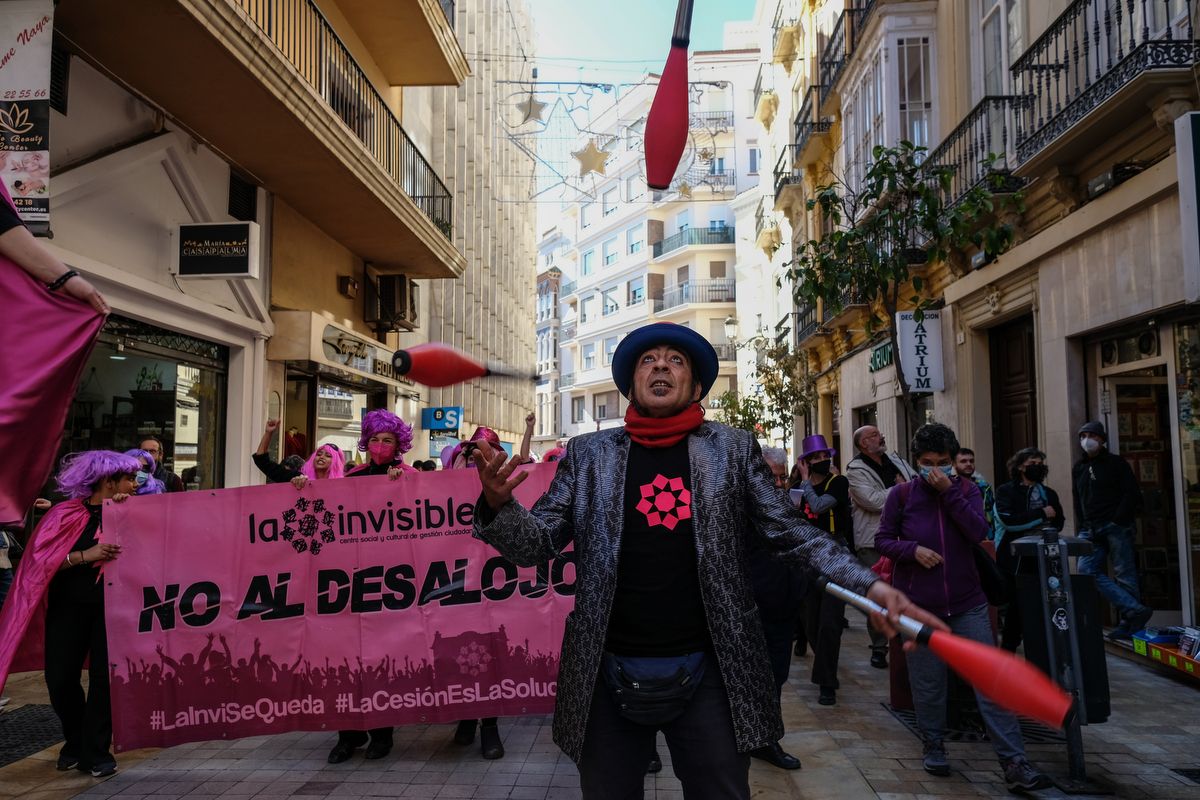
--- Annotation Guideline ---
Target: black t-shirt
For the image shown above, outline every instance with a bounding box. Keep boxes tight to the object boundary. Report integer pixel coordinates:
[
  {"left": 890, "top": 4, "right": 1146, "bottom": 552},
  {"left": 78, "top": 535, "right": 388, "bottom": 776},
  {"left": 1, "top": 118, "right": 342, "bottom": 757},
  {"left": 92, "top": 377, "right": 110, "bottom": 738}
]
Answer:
[
  {"left": 606, "top": 439, "right": 710, "bottom": 657},
  {"left": 857, "top": 452, "right": 900, "bottom": 489},
  {"left": 48, "top": 503, "right": 103, "bottom": 605},
  {"left": 0, "top": 199, "right": 23, "bottom": 236},
  {"left": 806, "top": 474, "right": 853, "bottom": 546},
  {"left": 252, "top": 452, "right": 300, "bottom": 484}
]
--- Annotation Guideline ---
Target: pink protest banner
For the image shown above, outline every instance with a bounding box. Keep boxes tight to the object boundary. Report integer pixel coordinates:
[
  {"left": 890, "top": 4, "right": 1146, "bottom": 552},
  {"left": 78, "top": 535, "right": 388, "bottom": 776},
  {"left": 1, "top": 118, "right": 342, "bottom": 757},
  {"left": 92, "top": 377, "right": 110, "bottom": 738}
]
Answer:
[{"left": 102, "top": 465, "right": 569, "bottom": 750}]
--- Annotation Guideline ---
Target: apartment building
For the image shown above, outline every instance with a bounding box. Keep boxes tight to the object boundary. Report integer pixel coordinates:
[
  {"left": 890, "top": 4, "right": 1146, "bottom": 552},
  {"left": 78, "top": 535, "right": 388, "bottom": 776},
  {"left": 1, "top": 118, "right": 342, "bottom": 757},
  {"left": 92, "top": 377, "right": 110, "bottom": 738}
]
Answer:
[
  {"left": 759, "top": 0, "right": 1199, "bottom": 624},
  {"left": 556, "top": 43, "right": 761, "bottom": 437}
]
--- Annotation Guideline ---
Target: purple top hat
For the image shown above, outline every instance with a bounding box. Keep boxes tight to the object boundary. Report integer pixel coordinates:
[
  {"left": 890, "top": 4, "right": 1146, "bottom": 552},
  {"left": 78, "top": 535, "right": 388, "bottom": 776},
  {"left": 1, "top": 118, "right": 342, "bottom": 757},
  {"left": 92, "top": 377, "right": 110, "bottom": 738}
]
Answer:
[{"left": 798, "top": 434, "right": 836, "bottom": 461}]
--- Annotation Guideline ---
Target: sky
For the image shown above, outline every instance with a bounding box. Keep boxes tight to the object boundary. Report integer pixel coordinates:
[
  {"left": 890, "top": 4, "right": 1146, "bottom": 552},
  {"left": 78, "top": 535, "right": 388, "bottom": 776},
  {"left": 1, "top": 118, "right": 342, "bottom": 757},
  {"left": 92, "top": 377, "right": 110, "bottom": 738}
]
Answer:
[{"left": 517, "top": 0, "right": 758, "bottom": 85}]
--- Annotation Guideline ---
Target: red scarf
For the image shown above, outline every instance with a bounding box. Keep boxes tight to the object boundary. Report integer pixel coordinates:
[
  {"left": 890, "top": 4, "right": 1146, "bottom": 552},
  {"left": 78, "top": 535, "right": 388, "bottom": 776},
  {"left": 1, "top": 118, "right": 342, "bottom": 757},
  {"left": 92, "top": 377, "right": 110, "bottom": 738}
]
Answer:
[{"left": 624, "top": 403, "right": 705, "bottom": 448}]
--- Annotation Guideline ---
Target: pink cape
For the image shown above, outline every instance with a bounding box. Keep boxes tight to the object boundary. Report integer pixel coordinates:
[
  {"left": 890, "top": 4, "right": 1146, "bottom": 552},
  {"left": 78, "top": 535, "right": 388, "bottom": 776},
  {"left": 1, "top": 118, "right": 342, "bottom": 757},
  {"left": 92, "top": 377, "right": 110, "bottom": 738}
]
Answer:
[
  {"left": 0, "top": 181, "right": 105, "bottom": 526},
  {"left": 0, "top": 500, "right": 94, "bottom": 693}
]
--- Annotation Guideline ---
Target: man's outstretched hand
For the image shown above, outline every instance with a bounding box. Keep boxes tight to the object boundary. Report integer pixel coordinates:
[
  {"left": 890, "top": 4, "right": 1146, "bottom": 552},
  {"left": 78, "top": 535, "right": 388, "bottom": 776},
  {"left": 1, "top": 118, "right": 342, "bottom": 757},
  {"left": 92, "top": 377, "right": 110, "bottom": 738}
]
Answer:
[
  {"left": 864, "top": 581, "right": 949, "bottom": 646},
  {"left": 472, "top": 441, "right": 529, "bottom": 511}
]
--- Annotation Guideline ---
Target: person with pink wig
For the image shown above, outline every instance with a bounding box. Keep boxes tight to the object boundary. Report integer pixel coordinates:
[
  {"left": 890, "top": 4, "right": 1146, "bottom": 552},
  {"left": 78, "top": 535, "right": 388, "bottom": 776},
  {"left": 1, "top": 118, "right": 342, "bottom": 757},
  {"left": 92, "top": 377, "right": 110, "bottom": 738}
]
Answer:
[
  {"left": 326, "top": 409, "right": 416, "bottom": 765},
  {"left": 0, "top": 451, "right": 138, "bottom": 778}
]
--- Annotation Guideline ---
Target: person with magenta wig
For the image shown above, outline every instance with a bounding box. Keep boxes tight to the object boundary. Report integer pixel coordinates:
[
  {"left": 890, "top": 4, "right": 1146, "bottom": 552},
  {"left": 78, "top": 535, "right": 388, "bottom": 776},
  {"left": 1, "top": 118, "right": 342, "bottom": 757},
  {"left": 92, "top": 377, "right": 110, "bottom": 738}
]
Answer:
[
  {"left": 124, "top": 449, "right": 166, "bottom": 495},
  {"left": 326, "top": 409, "right": 415, "bottom": 765},
  {"left": 0, "top": 451, "right": 138, "bottom": 778}
]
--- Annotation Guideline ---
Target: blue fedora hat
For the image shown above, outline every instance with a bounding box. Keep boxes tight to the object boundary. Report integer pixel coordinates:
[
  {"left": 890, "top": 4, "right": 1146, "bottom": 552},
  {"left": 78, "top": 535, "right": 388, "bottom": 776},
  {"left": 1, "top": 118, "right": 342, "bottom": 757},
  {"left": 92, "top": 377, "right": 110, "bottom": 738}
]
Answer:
[{"left": 612, "top": 322, "right": 720, "bottom": 399}]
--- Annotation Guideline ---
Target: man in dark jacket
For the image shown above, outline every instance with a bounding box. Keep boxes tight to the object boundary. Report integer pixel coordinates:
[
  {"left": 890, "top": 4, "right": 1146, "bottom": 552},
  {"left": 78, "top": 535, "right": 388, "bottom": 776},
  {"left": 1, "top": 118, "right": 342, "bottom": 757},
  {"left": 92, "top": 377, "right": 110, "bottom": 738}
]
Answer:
[
  {"left": 138, "top": 436, "right": 184, "bottom": 492},
  {"left": 471, "top": 322, "right": 941, "bottom": 799},
  {"left": 1072, "top": 421, "right": 1151, "bottom": 639}
]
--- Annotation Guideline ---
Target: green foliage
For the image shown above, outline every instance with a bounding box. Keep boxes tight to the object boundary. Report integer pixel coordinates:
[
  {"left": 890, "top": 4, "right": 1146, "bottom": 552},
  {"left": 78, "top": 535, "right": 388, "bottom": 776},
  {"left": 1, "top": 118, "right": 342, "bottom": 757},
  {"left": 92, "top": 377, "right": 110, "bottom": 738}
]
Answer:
[
  {"left": 713, "top": 389, "right": 767, "bottom": 435},
  {"left": 757, "top": 341, "right": 818, "bottom": 435},
  {"left": 787, "top": 141, "right": 1024, "bottom": 396}
]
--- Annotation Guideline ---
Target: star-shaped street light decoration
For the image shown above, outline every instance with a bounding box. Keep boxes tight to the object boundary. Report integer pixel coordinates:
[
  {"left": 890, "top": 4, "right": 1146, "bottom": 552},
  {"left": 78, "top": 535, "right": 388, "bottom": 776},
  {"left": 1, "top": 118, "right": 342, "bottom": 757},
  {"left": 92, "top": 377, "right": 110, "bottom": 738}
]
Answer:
[
  {"left": 565, "top": 84, "right": 594, "bottom": 113},
  {"left": 677, "top": 181, "right": 693, "bottom": 199},
  {"left": 571, "top": 139, "right": 610, "bottom": 177},
  {"left": 516, "top": 94, "right": 547, "bottom": 124}
]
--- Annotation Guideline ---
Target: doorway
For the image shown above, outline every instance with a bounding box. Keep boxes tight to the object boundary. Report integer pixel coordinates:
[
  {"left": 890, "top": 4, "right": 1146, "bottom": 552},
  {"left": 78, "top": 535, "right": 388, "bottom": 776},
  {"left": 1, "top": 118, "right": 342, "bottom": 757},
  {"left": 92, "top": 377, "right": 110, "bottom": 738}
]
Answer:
[
  {"left": 1106, "top": 369, "right": 1181, "bottom": 624},
  {"left": 990, "top": 315, "right": 1038, "bottom": 483}
]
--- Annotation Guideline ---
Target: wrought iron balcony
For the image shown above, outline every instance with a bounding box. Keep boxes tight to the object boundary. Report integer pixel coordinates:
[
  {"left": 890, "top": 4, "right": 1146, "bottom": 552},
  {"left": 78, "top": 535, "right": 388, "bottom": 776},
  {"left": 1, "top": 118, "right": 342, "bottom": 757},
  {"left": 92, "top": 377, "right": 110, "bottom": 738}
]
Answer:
[
  {"left": 753, "top": 63, "right": 774, "bottom": 111},
  {"left": 774, "top": 145, "right": 803, "bottom": 198},
  {"left": 713, "top": 343, "right": 738, "bottom": 361},
  {"left": 822, "top": 286, "right": 868, "bottom": 324},
  {"left": 794, "top": 85, "right": 832, "bottom": 160},
  {"left": 234, "top": 0, "right": 452, "bottom": 238},
  {"left": 925, "top": 95, "right": 1028, "bottom": 207},
  {"left": 772, "top": 1, "right": 801, "bottom": 61},
  {"left": 656, "top": 279, "right": 738, "bottom": 311},
  {"left": 795, "top": 304, "right": 820, "bottom": 345},
  {"left": 1010, "top": 0, "right": 1199, "bottom": 166},
  {"left": 755, "top": 202, "right": 767, "bottom": 240},
  {"left": 691, "top": 110, "right": 735, "bottom": 131},
  {"left": 819, "top": 10, "right": 857, "bottom": 106},
  {"left": 652, "top": 226, "right": 736, "bottom": 258}
]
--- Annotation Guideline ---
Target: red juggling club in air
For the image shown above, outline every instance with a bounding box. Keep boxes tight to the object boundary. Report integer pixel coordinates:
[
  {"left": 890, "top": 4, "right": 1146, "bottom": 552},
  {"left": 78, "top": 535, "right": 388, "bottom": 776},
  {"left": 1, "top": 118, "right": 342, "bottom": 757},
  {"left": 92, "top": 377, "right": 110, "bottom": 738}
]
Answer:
[
  {"left": 391, "top": 342, "right": 536, "bottom": 388},
  {"left": 644, "top": 0, "right": 695, "bottom": 190},
  {"left": 821, "top": 578, "right": 1074, "bottom": 730}
]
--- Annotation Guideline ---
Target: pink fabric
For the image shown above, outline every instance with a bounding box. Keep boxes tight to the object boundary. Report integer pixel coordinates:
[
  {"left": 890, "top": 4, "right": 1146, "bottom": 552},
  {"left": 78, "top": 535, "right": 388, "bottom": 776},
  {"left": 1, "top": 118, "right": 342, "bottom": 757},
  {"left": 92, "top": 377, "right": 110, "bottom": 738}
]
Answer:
[
  {"left": 0, "top": 181, "right": 104, "bottom": 526},
  {"left": 0, "top": 500, "right": 93, "bottom": 693}
]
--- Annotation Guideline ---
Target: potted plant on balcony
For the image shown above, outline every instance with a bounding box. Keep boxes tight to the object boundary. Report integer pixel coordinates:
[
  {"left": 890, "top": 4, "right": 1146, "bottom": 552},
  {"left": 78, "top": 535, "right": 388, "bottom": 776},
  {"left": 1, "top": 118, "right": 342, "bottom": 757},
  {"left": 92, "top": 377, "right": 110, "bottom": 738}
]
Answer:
[{"left": 788, "top": 140, "right": 1022, "bottom": 422}]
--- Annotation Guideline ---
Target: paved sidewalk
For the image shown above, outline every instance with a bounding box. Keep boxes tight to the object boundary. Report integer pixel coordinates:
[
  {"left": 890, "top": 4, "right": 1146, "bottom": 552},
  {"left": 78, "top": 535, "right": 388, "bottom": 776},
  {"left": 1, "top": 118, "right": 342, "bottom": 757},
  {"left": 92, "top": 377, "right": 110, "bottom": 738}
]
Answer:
[{"left": 3, "top": 618, "right": 1199, "bottom": 799}]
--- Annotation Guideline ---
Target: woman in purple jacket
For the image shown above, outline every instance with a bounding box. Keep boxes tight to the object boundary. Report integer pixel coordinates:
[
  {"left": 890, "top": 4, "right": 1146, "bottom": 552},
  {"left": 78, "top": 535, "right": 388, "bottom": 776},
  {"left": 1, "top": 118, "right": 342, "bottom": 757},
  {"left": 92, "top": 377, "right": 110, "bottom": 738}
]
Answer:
[{"left": 875, "top": 424, "right": 1051, "bottom": 794}]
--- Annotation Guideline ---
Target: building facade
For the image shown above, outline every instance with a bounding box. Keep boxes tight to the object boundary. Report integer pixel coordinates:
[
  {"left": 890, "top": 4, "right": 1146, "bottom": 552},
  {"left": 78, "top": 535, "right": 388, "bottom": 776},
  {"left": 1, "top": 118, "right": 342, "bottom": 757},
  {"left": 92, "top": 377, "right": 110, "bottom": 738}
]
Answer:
[
  {"left": 757, "top": 0, "right": 1199, "bottom": 625},
  {"left": 556, "top": 44, "right": 761, "bottom": 438},
  {"left": 533, "top": 226, "right": 573, "bottom": 450}
]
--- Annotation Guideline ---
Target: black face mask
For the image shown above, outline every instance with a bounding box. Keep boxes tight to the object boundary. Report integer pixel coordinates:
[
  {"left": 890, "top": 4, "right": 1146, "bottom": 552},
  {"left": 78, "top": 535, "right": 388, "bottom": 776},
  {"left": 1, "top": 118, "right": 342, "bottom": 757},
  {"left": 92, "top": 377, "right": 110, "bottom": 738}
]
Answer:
[
  {"left": 809, "top": 459, "right": 832, "bottom": 476},
  {"left": 1023, "top": 464, "right": 1047, "bottom": 483}
]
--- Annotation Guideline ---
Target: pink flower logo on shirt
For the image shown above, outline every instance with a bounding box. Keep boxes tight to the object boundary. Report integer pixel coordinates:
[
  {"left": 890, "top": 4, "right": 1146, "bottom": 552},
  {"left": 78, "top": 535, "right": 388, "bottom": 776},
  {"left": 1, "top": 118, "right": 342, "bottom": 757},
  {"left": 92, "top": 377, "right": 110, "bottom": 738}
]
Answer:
[{"left": 636, "top": 474, "right": 692, "bottom": 531}]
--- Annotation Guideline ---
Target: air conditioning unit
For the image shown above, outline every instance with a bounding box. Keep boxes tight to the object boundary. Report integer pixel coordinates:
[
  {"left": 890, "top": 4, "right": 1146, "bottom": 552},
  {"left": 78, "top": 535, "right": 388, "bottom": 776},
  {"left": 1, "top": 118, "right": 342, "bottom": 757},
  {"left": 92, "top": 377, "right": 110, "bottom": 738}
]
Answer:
[{"left": 365, "top": 269, "right": 419, "bottom": 332}]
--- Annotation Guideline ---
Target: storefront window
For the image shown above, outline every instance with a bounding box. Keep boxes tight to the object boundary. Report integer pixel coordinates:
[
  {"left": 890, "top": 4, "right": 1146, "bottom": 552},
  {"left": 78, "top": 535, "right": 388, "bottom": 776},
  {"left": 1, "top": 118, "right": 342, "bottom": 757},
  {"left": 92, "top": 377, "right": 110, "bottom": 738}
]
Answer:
[
  {"left": 63, "top": 316, "right": 227, "bottom": 490},
  {"left": 316, "top": 383, "right": 371, "bottom": 468},
  {"left": 1174, "top": 324, "right": 1200, "bottom": 622}
]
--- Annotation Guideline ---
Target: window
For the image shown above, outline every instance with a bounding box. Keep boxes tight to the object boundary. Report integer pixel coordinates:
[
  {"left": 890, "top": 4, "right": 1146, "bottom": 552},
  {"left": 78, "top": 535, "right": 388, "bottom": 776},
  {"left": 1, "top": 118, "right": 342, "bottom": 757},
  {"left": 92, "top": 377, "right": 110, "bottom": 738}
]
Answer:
[
  {"left": 977, "top": 1, "right": 1022, "bottom": 100},
  {"left": 603, "top": 238, "right": 619, "bottom": 266},
  {"left": 580, "top": 295, "right": 595, "bottom": 323},
  {"left": 603, "top": 188, "right": 618, "bottom": 216},
  {"left": 707, "top": 157, "right": 726, "bottom": 175},
  {"left": 572, "top": 396, "right": 586, "bottom": 423},
  {"left": 627, "top": 225, "right": 645, "bottom": 254},
  {"left": 675, "top": 211, "right": 690, "bottom": 232},
  {"left": 748, "top": 142, "right": 760, "bottom": 174},
  {"left": 625, "top": 117, "right": 646, "bottom": 149},
  {"left": 581, "top": 202, "right": 594, "bottom": 229},
  {"left": 709, "top": 260, "right": 727, "bottom": 278},
  {"left": 594, "top": 390, "right": 620, "bottom": 420},
  {"left": 582, "top": 250, "right": 595, "bottom": 276},
  {"left": 628, "top": 276, "right": 646, "bottom": 305},
  {"left": 626, "top": 175, "right": 643, "bottom": 202},
  {"left": 583, "top": 343, "right": 596, "bottom": 370},
  {"left": 708, "top": 219, "right": 726, "bottom": 231},
  {"left": 844, "top": 48, "right": 885, "bottom": 194},
  {"left": 602, "top": 336, "right": 618, "bottom": 365},
  {"left": 602, "top": 287, "right": 619, "bottom": 316},
  {"left": 897, "top": 37, "right": 933, "bottom": 149}
]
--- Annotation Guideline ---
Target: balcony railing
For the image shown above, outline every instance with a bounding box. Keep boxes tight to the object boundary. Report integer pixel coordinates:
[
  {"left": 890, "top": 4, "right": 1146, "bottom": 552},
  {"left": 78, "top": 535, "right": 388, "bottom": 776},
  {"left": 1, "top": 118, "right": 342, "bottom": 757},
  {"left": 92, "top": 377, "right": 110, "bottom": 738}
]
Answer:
[
  {"left": 1010, "top": 0, "right": 1199, "bottom": 165},
  {"left": 795, "top": 304, "right": 819, "bottom": 344},
  {"left": 561, "top": 279, "right": 577, "bottom": 296},
  {"left": 794, "top": 85, "right": 831, "bottom": 157},
  {"left": 755, "top": 202, "right": 767, "bottom": 240},
  {"left": 560, "top": 374, "right": 576, "bottom": 389},
  {"left": 562, "top": 321, "right": 577, "bottom": 340},
  {"left": 822, "top": 286, "right": 868, "bottom": 323},
  {"left": 857, "top": 0, "right": 879, "bottom": 33},
  {"left": 819, "top": 10, "right": 856, "bottom": 106},
  {"left": 774, "top": 145, "right": 802, "bottom": 198},
  {"left": 753, "top": 63, "right": 774, "bottom": 111},
  {"left": 925, "top": 95, "right": 1028, "bottom": 207},
  {"left": 655, "top": 279, "right": 738, "bottom": 311},
  {"left": 317, "top": 397, "right": 353, "bottom": 419},
  {"left": 653, "top": 225, "right": 736, "bottom": 258},
  {"left": 691, "top": 110, "right": 735, "bottom": 130},
  {"left": 235, "top": 0, "right": 452, "bottom": 238},
  {"left": 713, "top": 342, "right": 737, "bottom": 361},
  {"left": 772, "top": 1, "right": 799, "bottom": 55}
]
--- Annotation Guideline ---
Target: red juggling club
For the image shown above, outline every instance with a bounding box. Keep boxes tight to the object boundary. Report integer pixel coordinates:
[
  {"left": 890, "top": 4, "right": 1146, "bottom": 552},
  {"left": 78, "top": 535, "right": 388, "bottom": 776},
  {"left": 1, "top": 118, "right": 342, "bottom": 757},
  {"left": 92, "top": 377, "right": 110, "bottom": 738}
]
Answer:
[
  {"left": 391, "top": 342, "right": 536, "bottom": 388},
  {"left": 644, "top": 0, "right": 695, "bottom": 190},
  {"left": 821, "top": 578, "right": 1074, "bottom": 730}
]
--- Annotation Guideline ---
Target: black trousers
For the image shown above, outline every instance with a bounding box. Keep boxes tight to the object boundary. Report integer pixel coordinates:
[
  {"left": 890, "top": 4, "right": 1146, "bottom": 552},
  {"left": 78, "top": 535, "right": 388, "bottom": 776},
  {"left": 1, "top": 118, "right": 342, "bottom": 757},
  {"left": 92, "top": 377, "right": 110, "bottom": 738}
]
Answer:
[
  {"left": 337, "top": 727, "right": 393, "bottom": 746},
  {"left": 802, "top": 583, "right": 845, "bottom": 690},
  {"left": 44, "top": 596, "right": 112, "bottom": 768},
  {"left": 758, "top": 614, "right": 798, "bottom": 694},
  {"left": 578, "top": 663, "right": 750, "bottom": 800}
]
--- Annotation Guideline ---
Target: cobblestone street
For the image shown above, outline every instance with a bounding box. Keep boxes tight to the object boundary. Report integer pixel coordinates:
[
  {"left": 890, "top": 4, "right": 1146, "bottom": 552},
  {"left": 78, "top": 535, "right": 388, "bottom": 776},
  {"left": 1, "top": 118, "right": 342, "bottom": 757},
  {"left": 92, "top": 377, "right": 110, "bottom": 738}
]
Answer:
[{"left": 3, "top": 619, "right": 1198, "bottom": 799}]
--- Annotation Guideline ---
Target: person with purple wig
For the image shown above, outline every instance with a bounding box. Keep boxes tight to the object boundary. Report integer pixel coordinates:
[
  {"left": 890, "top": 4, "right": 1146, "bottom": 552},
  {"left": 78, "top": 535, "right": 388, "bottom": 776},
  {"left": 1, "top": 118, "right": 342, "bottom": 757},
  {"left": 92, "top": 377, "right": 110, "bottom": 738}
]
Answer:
[
  {"left": 124, "top": 449, "right": 166, "bottom": 495},
  {"left": 0, "top": 451, "right": 138, "bottom": 779},
  {"left": 326, "top": 409, "right": 415, "bottom": 765}
]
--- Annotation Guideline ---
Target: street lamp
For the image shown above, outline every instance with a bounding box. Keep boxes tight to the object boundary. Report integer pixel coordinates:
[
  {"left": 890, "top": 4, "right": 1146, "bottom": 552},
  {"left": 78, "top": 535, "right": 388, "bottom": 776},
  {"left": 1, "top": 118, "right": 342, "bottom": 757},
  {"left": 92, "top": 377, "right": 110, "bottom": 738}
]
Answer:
[{"left": 724, "top": 314, "right": 738, "bottom": 343}]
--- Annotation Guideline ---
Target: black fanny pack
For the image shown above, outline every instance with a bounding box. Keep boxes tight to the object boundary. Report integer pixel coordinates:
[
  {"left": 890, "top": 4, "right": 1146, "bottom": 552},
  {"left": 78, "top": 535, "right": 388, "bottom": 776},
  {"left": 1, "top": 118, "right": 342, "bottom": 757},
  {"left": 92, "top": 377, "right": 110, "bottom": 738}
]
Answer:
[{"left": 600, "top": 651, "right": 706, "bottom": 727}]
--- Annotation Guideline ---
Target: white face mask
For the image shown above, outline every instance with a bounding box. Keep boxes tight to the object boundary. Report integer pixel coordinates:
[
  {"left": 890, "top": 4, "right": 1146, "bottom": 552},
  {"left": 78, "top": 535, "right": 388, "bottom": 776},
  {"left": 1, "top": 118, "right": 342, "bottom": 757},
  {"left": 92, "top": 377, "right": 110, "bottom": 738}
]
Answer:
[{"left": 1080, "top": 437, "right": 1102, "bottom": 455}]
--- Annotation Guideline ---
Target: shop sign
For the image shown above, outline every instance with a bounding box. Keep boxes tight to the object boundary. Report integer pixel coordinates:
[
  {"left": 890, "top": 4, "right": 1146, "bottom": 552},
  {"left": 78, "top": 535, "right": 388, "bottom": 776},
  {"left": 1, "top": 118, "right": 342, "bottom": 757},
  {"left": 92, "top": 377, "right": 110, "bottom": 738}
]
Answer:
[
  {"left": 421, "top": 406, "right": 463, "bottom": 431},
  {"left": 318, "top": 325, "right": 412, "bottom": 390},
  {"left": 0, "top": 1, "right": 54, "bottom": 234},
  {"left": 895, "top": 311, "right": 944, "bottom": 392},
  {"left": 171, "top": 222, "right": 261, "bottom": 279},
  {"left": 868, "top": 342, "right": 893, "bottom": 373}
]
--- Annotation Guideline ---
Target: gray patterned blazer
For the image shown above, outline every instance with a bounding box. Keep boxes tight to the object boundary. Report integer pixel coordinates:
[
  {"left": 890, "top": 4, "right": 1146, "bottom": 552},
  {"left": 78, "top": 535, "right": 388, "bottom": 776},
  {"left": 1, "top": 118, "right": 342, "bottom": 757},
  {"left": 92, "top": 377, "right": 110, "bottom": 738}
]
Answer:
[{"left": 474, "top": 421, "right": 878, "bottom": 763}]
